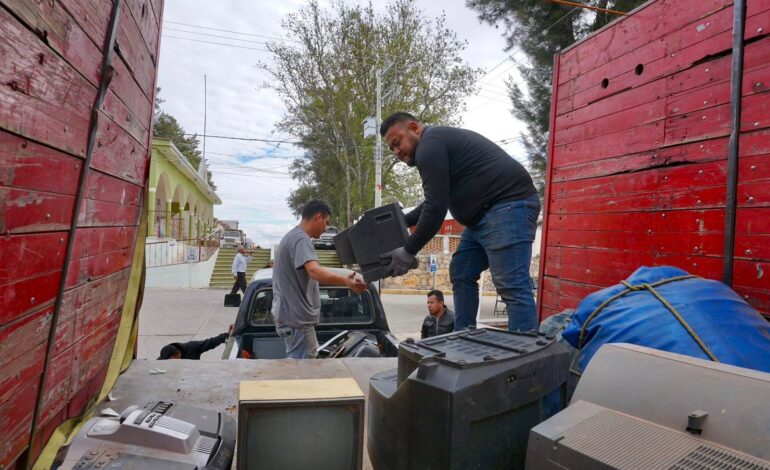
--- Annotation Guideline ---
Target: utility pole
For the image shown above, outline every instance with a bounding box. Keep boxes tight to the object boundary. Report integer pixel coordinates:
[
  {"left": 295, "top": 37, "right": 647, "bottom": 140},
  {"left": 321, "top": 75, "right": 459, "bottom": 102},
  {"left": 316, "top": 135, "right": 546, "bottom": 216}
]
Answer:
[{"left": 374, "top": 67, "right": 383, "bottom": 208}]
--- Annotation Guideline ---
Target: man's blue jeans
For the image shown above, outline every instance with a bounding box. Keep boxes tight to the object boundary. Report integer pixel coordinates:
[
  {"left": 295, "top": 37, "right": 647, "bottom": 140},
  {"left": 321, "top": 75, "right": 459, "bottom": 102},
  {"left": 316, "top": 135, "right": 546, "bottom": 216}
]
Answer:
[{"left": 450, "top": 193, "right": 541, "bottom": 332}]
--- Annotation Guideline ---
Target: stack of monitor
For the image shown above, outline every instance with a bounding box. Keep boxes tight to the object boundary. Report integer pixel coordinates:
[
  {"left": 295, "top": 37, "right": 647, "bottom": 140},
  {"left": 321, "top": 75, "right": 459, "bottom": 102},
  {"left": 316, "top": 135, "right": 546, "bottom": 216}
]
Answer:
[
  {"left": 367, "top": 328, "right": 571, "bottom": 470},
  {"left": 526, "top": 343, "right": 770, "bottom": 469}
]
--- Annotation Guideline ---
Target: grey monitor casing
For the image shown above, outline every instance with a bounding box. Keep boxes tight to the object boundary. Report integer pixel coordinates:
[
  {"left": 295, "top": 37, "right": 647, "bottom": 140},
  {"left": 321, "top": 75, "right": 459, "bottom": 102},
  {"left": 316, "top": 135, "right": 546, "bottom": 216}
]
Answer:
[{"left": 526, "top": 344, "right": 770, "bottom": 469}]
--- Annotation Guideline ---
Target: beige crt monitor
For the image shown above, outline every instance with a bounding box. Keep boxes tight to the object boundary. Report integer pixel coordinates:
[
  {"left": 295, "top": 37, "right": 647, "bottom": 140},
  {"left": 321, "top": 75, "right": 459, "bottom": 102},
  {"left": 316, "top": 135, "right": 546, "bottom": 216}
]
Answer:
[{"left": 238, "top": 378, "right": 365, "bottom": 470}]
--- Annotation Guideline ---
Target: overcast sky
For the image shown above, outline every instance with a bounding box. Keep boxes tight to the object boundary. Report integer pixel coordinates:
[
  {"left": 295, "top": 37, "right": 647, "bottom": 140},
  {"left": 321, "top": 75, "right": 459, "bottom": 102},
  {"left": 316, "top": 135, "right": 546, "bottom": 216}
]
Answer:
[{"left": 156, "top": 0, "right": 527, "bottom": 246}]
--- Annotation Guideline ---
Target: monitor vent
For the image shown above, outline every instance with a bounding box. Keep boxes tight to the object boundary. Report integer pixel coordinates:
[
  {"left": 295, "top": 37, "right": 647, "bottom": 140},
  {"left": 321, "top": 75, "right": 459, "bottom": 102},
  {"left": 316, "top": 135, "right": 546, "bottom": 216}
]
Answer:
[
  {"left": 155, "top": 416, "right": 195, "bottom": 436},
  {"left": 669, "top": 445, "right": 770, "bottom": 470},
  {"left": 195, "top": 436, "right": 216, "bottom": 455},
  {"left": 397, "top": 352, "right": 419, "bottom": 385},
  {"left": 373, "top": 418, "right": 408, "bottom": 469}
]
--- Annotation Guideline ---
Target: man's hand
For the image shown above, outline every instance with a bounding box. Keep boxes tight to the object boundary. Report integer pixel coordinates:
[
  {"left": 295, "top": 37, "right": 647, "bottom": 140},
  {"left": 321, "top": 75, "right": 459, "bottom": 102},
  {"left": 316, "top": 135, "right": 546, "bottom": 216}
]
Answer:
[
  {"left": 345, "top": 271, "right": 367, "bottom": 294},
  {"left": 384, "top": 247, "right": 417, "bottom": 277}
]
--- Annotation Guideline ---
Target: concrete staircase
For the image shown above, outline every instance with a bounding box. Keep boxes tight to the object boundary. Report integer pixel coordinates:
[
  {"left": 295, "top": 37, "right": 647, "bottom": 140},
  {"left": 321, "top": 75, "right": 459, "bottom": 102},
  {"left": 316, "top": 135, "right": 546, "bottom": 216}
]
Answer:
[
  {"left": 209, "top": 248, "right": 271, "bottom": 289},
  {"left": 208, "top": 247, "right": 343, "bottom": 289}
]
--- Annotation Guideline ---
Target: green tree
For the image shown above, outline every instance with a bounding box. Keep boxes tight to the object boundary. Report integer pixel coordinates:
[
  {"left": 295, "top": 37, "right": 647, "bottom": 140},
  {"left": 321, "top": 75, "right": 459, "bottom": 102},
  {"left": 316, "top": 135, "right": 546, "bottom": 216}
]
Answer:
[
  {"left": 264, "top": 0, "right": 481, "bottom": 226},
  {"left": 466, "top": 0, "right": 645, "bottom": 196},
  {"left": 153, "top": 89, "right": 217, "bottom": 189}
]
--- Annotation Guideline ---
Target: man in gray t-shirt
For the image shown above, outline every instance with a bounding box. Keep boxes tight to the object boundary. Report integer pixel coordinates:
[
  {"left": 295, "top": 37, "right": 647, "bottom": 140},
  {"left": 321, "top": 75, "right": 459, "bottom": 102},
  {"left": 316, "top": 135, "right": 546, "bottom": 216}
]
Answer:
[{"left": 272, "top": 199, "right": 367, "bottom": 359}]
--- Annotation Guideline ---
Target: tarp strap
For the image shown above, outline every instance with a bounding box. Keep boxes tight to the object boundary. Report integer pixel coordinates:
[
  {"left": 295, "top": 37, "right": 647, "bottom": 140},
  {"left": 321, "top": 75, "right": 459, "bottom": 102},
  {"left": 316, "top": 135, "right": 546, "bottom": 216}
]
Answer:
[{"left": 577, "top": 275, "right": 717, "bottom": 361}]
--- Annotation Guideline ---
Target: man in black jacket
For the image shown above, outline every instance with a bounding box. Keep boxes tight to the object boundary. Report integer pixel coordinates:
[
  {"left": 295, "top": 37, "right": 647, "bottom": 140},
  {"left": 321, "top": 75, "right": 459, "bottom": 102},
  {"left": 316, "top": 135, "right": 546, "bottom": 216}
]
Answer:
[
  {"left": 158, "top": 326, "right": 232, "bottom": 359},
  {"left": 381, "top": 112, "right": 540, "bottom": 332},
  {"left": 421, "top": 290, "right": 455, "bottom": 339}
]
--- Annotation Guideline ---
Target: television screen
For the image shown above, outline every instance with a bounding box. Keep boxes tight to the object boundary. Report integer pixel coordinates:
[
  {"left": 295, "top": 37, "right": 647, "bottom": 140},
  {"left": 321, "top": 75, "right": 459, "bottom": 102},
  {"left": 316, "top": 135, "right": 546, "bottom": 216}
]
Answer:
[{"left": 238, "top": 379, "right": 364, "bottom": 470}]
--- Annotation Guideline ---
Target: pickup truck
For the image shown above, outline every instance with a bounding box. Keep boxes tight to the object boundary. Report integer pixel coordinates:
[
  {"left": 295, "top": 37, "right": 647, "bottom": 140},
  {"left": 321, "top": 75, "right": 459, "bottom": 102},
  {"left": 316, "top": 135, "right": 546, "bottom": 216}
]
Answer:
[{"left": 224, "top": 268, "right": 399, "bottom": 359}]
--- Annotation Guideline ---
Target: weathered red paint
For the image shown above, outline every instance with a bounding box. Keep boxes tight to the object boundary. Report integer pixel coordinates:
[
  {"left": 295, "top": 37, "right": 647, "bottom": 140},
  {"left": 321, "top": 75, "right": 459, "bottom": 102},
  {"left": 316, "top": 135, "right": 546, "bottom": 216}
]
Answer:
[
  {"left": 0, "top": 0, "right": 163, "bottom": 465},
  {"left": 540, "top": 0, "right": 770, "bottom": 320}
]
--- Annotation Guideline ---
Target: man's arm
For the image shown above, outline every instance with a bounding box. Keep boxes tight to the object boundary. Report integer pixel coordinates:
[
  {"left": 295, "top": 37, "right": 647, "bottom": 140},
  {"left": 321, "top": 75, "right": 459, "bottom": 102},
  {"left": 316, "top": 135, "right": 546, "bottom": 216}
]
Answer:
[
  {"left": 421, "top": 319, "right": 429, "bottom": 339},
  {"left": 184, "top": 332, "right": 229, "bottom": 357},
  {"left": 231, "top": 254, "right": 239, "bottom": 275},
  {"left": 404, "top": 137, "right": 450, "bottom": 254},
  {"left": 304, "top": 261, "right": 367, "bottom": 293},
  {"left": 404, "top": 203, "right": 423, "bottom": 227}
]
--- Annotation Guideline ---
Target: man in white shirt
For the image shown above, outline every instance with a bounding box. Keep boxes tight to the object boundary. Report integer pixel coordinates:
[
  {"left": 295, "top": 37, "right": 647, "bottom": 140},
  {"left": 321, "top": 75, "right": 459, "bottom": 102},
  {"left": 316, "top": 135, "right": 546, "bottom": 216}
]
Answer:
[{"left": 230, "top": 245, "right": 252, "bottom": 295}]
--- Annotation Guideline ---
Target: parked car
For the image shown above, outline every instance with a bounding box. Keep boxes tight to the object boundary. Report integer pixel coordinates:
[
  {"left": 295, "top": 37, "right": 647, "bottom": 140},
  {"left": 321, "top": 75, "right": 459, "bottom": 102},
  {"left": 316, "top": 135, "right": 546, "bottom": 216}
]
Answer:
[
  {"left": 223, "top": 268, "right": 399, "bottom": 359},
  {"left": 312, "top": 225, "right": 339, "bottom": 249}
]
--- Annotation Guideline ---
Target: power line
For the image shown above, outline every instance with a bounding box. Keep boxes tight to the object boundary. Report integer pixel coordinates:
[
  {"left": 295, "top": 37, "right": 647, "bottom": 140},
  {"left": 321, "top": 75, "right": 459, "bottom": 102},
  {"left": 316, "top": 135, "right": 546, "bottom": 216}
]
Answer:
[
  {"left": 165, "top": 27, "right": 272, "bottom": 45},
  {"left": 162, "top": 35, "right": 272, "bottom": 52},
  {"left": 164, "top": 20, "right": 302, "bottom": 43}
]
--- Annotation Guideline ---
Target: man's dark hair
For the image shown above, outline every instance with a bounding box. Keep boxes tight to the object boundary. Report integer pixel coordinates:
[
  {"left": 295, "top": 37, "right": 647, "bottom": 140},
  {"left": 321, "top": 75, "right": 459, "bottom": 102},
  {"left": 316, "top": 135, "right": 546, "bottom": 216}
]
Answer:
[
  {"left": 301, "top": 199, "right": 332, "bottom": 220},
  {"left": 427, "top": 289, "right": 444, "bottom": 303},
  {"left": 380, "top": 112, "right": 418, "bottom": 137},
  {"left": 158, "top": 343, "right": 181, "bottom": 360}
]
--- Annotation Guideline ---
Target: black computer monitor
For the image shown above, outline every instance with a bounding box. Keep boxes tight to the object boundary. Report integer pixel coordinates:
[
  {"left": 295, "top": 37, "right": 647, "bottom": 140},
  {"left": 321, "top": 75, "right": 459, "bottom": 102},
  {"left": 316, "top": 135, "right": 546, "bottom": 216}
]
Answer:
[
  {"left": 367, "top": 328, "right": 571, "bottom": 470},
  {"left": 237, "top": 378, "right": 365, "bottom": 470}
]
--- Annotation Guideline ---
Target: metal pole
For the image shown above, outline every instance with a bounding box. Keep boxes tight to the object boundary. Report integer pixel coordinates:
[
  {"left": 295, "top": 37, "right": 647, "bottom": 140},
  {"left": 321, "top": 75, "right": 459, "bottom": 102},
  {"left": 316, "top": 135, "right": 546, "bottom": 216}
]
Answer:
[
  {"left": 375, "top": 68, "right": 382, "bottom": 208},
  {"left": 203, "top": 74, "right": 207, "bottom": 164},
  {"left": 722, "top": 0, "right": 747, "bottom": 286}
]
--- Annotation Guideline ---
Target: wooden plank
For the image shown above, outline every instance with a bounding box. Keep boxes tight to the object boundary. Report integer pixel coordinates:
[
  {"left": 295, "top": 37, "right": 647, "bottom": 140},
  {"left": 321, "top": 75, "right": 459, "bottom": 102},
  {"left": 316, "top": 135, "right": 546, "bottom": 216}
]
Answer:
[
  {"left": 0, "top": 380, "right": 38, "bottom": 468},
  {"left": 544, "top": 246, "right": 724, "bottom": 286},
  {"left": 84, "top": 171, "right": 143, "bottom": 206},
  {"left": 58, "top": 0, "right": 110, "bottom": 51},
  {"left": 557, "top": 12, "right": 770, "bottom": 117},
  {"left": 552, "top": 120, "right": 664, "bottom": 167},
  {"left": 60, "top": 268, "right": 131, "bottom": 317},
  {"left": 0, "top": 0, "right": 103, "bottom": 85},
  {"left": 0, "top": 270, "right": 61, "bottom": 327},
  {"left": 73, "top": 291, "right": 126, "bottom": 345},
  {"left": 116, "top": 2, "right": 156, "bottom": 100},
  {"left": 549, "top": 208, "right": 725, "bottom": 234},
  {"left": 0, "top": 6, "right": 94, "bottom": 157},
  {"left": 37, "top": 347, "right": 74, "bottom": 430},
  {"left": 549, "top": 229, "right": 724, "bottom": 257},
  {"left": 733, "top": 285, "right": 770, "bottom": 313},
  {"left": 733, "top": 259, "right": 769, "bottom": 290},
  {"left": 551, "top": 160, "right": 728, "bottom": 201},
  {"left": 665, "top": 90, "right": 770, "bottom": 145},
  {"left": 558, "top": 0, "right": 731, "bottom": 84},
  {"left": 0, "top": 306, "right": 52, "bottom": 371},
  {"left": 90, "top": 111, "right": 150, "bottom": 185},
  {"left": 550, "top": 183, "right": 726, "bottom": 214},
  {"left": 0, "top": 130, "right": 82, "bottom": 195},
  {"left": 78, "top": 199, "right": 142, "bottom": 228},
  {"left": 125, "top": 0, "right": 160, "bottom": 62},
  {"left": 0, "top": 187, "right": 76, "bottom": 234},
  {"left": 0, "top": 233, "right": 68, "bottom": 286},
  {"left": 101, "top": 88, "right": 150, "bottom": 146},
  {"left": 71, "top": 226, "right": 137, "bottom": 260},
  {"left": 65, "top": 247, "right": 134, "bottom": 289}
]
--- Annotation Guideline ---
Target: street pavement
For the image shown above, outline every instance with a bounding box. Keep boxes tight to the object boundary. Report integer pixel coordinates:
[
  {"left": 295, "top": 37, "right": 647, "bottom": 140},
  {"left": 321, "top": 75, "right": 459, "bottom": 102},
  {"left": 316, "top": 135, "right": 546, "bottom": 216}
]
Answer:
[{"left": 138, "top": 288, "right": 504, "bottom": 360}]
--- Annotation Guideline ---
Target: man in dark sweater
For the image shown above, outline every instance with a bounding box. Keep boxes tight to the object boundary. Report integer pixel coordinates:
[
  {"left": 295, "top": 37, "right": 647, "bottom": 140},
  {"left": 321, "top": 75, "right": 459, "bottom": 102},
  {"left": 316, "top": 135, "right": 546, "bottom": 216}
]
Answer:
[
  {"left": 158, "top": 326, "right": 232, "bottom": 359},
  {"left": 381, "top": 112, "right": 540, "bottom": 332}
]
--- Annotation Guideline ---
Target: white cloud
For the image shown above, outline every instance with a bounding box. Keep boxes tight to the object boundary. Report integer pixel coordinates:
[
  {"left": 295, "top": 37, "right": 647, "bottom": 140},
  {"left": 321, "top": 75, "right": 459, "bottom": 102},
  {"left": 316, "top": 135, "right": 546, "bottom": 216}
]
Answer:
[{"left": 157, "top": 0, "right": 527, "bottom": 246}]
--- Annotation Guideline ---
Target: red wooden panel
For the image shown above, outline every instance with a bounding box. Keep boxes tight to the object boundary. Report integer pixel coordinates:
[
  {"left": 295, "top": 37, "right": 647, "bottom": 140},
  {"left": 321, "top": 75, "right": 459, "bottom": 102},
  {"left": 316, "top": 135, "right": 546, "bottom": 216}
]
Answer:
[
  {"left": 544, "top": 246, "right": 724, "bottom": 286},
  {"left": 550, "top": 184, "right": 726, "bottom": 214},
  {"left": 0, "top": 270, "right": 61, "bottom": 327},
  {"left": 2, "top": 0, "right": 103, "bottom": 85},
  {"left": 65, "top": 248, "right": 134, "bottom": 289},
  {"left": 78, "top": 199, "right": 142, "bottom": 228},
  {"left": 116, "top": 4, "right": 156, "bottom": 100},
  {"left": 665, "top": 90, "right": 770, "bottom": 145},
  {"left": 0, "top": 131, "right": 82, "bottom": 194},
  {"left": 58, "top": 0, "right": 110, "bottom": 51},
  {"left": 90, "top": 111, "right": 150, "bottom": 185},
  {"left": 549, "top": 229, "right": 724, "bottom": 257},
  {"left": 0, "top": 306, "right": 52, "bottom": 371},
  {"left": 60, "top": 268, "right": 131, "bottom": 316},
  {"left": 552, "top": 160, "right": 728, "bottom": 201},
  {"left": 0, "top": 233, "right": 68, "bottom": 285},
  {"left": 73, "top": 292, "right": 126, "bottom": 344},
  {"left": 110, "top": 58, "right": 154, "bottom": 136},
  {"left": 67, "top": 362, "right": 109, "bottom": 420},
  {"left": 126, "top": 0, "right": 161, "bottom": 61},
  {"left": 550, "top": 208, "right": 725, "bottom": 234},
  {"left": 101, "top": 89, "right": 150, "bottom": 145},
  {"left": 0, "top": 187, "right": 76, "bottom": 234},
  {"left": 558, "top": 0, "right": 730, "bottom": 84},
  {"left": 552, "top": 121, "right": 663, "bottom": 167},
  {"left": 733, "top": 285, "right": 770, "bottom": 313},
  {"left": 71, "top": 227, "right": 137, "bottom": 260},
  {"left": 557, "top": 11, "right": 770, "bottom": 117},
  {"left": 37, "top": 347, "right": 74, "bottom": 429},
  {"left": 733, "top": 259, "right": 769, "bottom": 290},
  {"left": 84, "top": 171, "right": 143, "bottom": 206},
  {"left": 0, "top": 380, "right": 37, "bottom": 468},
  {"left": 0, "top": 7, "right": 94, "bottom": 157}
]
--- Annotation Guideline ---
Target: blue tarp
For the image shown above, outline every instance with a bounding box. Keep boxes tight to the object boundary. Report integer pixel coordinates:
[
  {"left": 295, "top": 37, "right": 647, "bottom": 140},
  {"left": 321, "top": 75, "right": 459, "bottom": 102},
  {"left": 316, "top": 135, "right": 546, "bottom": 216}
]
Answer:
[{"left": 562, "top": 266, "right": 770, "bottom": 374}]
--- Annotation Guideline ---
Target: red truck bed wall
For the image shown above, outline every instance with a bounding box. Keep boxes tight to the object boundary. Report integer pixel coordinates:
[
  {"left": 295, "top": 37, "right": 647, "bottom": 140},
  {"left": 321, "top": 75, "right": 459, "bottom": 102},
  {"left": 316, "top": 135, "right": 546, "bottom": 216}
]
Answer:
[
  {"left": 0, "top": 0, "right": 163, "bottom": 467},
  {"left": 539, "top": 0, "right": 770, "bottom": 319}
]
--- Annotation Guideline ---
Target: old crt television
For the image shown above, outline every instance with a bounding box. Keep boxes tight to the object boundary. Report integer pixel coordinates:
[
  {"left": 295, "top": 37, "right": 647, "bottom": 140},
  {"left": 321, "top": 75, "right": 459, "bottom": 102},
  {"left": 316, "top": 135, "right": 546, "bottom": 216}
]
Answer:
[
  {"left": 526, "top": 343, "right": 770, "bottom": 469},
  {"left": 368, "top": 328, "right": 571, "bottom": 469},
  {"left": 333, "top": 203, "right": 411, "bottom": 282},
  {"left": 238, "top": 378, "right": 365, "bottom": 470}
]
